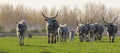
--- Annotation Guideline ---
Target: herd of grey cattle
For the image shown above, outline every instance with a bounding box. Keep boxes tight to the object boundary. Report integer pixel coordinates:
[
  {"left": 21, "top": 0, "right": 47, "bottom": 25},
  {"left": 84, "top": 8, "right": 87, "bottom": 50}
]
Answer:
[{"left": 16, "top": 12, "right": 118, "bottom": 46}]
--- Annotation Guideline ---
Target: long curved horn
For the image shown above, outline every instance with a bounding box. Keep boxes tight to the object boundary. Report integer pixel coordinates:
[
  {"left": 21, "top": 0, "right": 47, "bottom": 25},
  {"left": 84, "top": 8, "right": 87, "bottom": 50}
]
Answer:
[
  {"left": 42, "top": 12, "right": 47, "bottom": 18},
  {"left": 102, "top": 16, "right": 108, "bottom": 24},
  {"left": 53, "top": 12, "right": 58, "bottom": 18},
  {"left": 112, "top": 16, "right": 118, "bottom": 23},
  {"left": 80, "top": 18, "right": 84, "bottom": 24}
]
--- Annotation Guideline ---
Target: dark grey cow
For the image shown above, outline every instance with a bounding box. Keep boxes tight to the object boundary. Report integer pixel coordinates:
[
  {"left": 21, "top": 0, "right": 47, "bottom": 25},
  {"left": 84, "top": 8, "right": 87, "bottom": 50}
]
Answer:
[
  {"left": 102, "top": 16, "right": 118, "bottom": 43},
  {"left": 76, "top": 19, "right": 91, "bottom": 42},
  {"left": 89, "top": 24, "right": 96, "bottom": 42},
  {"left": 77, "top": 18, "right": 97, "bottom": 42},
  {"left": 16, "top": 20, "right": 27, "bottom": 46},
  {"left": 93, "top": 23, "right": 104, "bottom": 41},
  {"left": 42, "top": 12, "right": 59, "bottom": 43},
  {"left": 58, "top": 24, "right": 69, "bottom": 42}
]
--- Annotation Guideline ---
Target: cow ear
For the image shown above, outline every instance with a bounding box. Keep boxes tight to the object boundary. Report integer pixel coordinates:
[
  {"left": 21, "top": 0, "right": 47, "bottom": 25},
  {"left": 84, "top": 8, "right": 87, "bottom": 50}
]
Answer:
[{"left": 44, "top": 19, "right": 47, "bottom": 21}]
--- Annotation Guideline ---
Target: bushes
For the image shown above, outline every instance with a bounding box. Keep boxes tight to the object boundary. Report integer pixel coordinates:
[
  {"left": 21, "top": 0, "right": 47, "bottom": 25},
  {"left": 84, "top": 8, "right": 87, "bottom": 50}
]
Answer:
[
  {"left": 0, "top": 26, "right": 5, "bottom": 33},
  {"left": 41, "top": 28, "right": 46, "bottom": 33},
  {"left": 10, "top": 28, "right": 16, "bottom": 33},
  {"left": 30, "top": 29, "right": 46, "bottom": 33},
  {"left": 30, "top": 29, "right": 39, "bottom": 33},
  {"left": 10, "top": 28, "right": 47, "bottom": 33}
]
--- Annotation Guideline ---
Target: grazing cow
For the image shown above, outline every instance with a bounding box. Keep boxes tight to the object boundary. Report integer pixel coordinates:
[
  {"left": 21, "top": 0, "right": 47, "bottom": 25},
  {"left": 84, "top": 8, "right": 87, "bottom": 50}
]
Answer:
[
  {"left": 58, "top": 24, "right": 69, "bottom": 42},
  {"left": 93, "top": 23, "right": 104, "bottom": 41},
  {"left": 102, "top": 16, "right": 118, "bottom": 43},
  {"left": 69, "top": 31, "right": 76, "bottom": 41},
  {"left": 42, "top": 12, "right": 59, "bottom": 43},
  {"left": 16, "top": 20, "right": 27, "bottom": 46}
]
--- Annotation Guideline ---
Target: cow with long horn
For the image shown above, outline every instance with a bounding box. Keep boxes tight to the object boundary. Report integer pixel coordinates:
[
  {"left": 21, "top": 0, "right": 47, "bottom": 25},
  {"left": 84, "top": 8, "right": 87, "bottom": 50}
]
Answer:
[
  {"left": 42, "top": 12, "right": 59, "bottom": 43},
  {"left": 102, "top": 16, "right": 118, "bottom": 43},
  {"left": 76, "top": 18, "right": 91, "bottom": 42}
]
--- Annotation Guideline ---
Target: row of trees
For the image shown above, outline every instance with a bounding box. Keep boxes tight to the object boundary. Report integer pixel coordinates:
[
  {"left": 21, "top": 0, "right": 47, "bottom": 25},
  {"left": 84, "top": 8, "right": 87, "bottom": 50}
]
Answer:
[{"left": 0, "top": 3, "right": 120, "bottom": 33}]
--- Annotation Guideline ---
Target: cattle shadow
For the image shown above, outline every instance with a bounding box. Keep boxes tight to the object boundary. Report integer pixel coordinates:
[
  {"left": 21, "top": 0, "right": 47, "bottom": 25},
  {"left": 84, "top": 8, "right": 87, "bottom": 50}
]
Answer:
[
  {"left": 41, "top": 52, "right": 52, "bottom": 53},
  {"left": 24, "top": 44, "right": 53, "bottom": 48},
  {"left": 0, "top": 51, "right": 8, "bottom": 53},
  {"left": 101, "top": 40, "right": 109, "bottom": 43}
]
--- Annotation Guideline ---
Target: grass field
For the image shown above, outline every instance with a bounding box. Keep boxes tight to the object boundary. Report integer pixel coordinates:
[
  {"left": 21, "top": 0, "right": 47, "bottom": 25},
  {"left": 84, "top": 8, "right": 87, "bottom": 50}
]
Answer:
[{"left": 0, "top": 36, "right": 120, "bottom": 53}]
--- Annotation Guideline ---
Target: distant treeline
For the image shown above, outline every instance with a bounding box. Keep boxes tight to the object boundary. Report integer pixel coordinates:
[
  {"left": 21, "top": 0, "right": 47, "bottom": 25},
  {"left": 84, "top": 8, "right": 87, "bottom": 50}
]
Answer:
[{"left": 0, "top": 3, "right": 120, "bottom": 33}]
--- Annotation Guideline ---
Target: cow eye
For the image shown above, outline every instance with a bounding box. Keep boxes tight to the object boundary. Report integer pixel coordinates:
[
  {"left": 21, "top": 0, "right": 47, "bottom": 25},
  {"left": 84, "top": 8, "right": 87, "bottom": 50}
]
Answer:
[
  {"left": 104, "top": 24, "right": 107, "bottom": 26},
  {"left": 44, "top": 19, "right": 47, "bottom": 21}
]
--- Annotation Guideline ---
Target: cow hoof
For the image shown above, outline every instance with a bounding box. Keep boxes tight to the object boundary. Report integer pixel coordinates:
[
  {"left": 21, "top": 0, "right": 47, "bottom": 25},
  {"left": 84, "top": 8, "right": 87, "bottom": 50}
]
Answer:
[
  {"left": 19, "top": 43, "right": 22, "bottom": 46},
  {"left": 48, "top": 42, "right": 50, "bottom": 43},
  {"left": 48, "top": 41, "right": 50, "bottom": 44},
  {"left": 109, "top": 41, "right": 112, "bottom": 43},
  {"left": 19, "top": 43, "right": 24, "bottom": 46},
  {"left": 112, "top": 41, "right": 114, "bottom": 43},
  {"left": 54, "top": 41, "right": 56, "bottom": 43}
]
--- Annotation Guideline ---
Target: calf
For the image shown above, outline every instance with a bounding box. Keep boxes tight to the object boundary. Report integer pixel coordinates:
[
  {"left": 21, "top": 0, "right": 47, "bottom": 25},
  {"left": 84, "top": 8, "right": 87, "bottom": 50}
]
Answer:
[{"left": 58, "top": 24, "right": 69, "bottom": 42}]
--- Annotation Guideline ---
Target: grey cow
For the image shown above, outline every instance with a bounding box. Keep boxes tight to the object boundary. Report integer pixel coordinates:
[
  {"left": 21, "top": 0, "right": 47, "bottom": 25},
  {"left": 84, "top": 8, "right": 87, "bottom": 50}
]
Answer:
[
  {"left": 77, "top": 18, "right": 96, "bottom": 42},
  {"left": 16, "top": 20, "right": 27, "bottom": 46},
  {"left": 86, "top": 23, "right": 104, "bottom": 42},
  {"left": 102, "top": 16, "right": 118, "bottom": 43},
  {"left": 93, "top": 23, "right": 104, "bottom": 41},
  {"left": 76, "top": 19, "right": 90, "bottom": 42},
  {"left": 58, "top": 24, "right": 69, "bottom": 42},
  {"left": 42, "top": 12, "right": 59, "bottom": 43}
]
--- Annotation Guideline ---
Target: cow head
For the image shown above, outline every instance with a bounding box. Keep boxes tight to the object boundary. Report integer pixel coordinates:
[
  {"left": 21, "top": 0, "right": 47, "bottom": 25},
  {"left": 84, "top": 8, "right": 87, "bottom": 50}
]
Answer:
[
  {"left": 42, "top": 12, "right": 58, "bottom": 29},
  {"left": 16, "top": 20, "right": 26, "bottom": 32},
  {"left": 102, "top": 16, "right": 118, "bottom": 29}
]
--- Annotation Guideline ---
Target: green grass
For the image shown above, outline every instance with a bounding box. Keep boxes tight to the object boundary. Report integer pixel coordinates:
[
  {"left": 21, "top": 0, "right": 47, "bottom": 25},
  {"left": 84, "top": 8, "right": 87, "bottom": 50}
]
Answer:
[{"left": 0, "top": 36, "right": 120, "bottom": 53}]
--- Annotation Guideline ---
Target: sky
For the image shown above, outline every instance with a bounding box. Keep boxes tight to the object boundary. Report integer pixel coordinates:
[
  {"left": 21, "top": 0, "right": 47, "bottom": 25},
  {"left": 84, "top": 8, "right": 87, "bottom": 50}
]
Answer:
[{"left": 0, "top": 0, "right": 120, "bottom": 11}]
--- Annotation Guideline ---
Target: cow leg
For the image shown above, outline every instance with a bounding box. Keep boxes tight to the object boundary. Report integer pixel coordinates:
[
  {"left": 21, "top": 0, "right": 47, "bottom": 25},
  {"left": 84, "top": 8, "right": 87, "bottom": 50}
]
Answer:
[
  {"left": 94, "top": 34, "right": 97, "bottom": 41},
  {"left": 48, "top": 34, "right": 50, "bottom": 43},
  {"left": 112, "top": 34, "right": 115, "bottom": 43},
  {"left": 18, "top": 36, "right": 21, "bottom": 46},
  {"left": 98, "top": 34, "right": 102, "bottom": 41},
  {"left": 90, "top": 33, "right": 94, "bottom": 42},
  {"left": 53, "top": 35, "right": 56, "bottom": 43},
  {"left": 109, "top": 35, "right": 112, "bottom": 43},
  {"left": 19, "top": 35, "right": 23, "bottom": 46},
  {"left": 22, "top": 38, "right": 24, "bottom": 46},
  {"left": 79, "top": 34, "right": 83, "bottom": 42},
  {"left": 60, "top": 35, "right": 63, "bottom": 42},
  {"left": 51, "top": 35, "right": 54, "bottom": 43},
  {"left": 21, "top": 36, "right": 24, "bottom": 46},
  {"left": 56, "top": 35, "right": 59, "bottom": 42}
]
